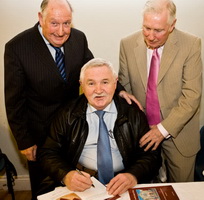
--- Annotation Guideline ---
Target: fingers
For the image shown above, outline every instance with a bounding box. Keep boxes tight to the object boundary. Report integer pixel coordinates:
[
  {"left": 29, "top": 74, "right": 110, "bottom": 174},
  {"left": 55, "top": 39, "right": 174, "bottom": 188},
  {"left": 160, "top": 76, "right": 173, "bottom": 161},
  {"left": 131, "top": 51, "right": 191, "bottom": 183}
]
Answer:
[
  {"left": 119, "top": 91, "right": 144, "bottom": 111},
  {"left": 141, "top": 138, "right": 159, "bottom": 151},
  {"left": 64, "top": 171, "right": 92, "bottom": 191},
  {"left": 107, "top": 173, "right": 137, "bottom": 196},
  {"left": 129, "top": 96, "right": 143, "bottom": 111},
  {"left": 20, "top": 145, "right": 37, "bottom": 161},
  {"left": 77, "top": 170, "right": 91, "bottom": 178},
  {"left": 139, "top": 128, "right": 164, "bottom": 151},
  {"left": 119, "top": 91, "right": 132, "bottom": 104}
]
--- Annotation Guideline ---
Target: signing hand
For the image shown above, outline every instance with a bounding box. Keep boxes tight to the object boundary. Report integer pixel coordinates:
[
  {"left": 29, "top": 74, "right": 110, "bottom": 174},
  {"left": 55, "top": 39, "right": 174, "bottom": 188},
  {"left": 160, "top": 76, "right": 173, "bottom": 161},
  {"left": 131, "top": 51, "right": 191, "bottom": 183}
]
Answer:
[
  {"left": 63, "top": 170, "right": 93, "bottom": 191},
  {"left": 139, "top": 125, "right": 164, "bottom": 151},
  {"left": 119, "top": 90, "right": 143, "bottom": 111},
  {"left": 106, "top": 173, "right": 137, "bottom": 196},
  {"left": 20, "top": 145, "right": 37, "bottom": 161}
]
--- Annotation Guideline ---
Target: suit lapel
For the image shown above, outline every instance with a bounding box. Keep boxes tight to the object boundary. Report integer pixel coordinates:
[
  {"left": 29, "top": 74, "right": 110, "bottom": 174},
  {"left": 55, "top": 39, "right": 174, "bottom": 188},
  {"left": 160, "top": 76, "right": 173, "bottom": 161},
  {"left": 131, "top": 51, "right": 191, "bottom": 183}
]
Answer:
[
  {"left": 133, "top": 30, "right": 179, "bottom": 88},
  {"left": 32, "top": 24, "right": 67, "bottom": 80},
  {"left": 134, "top": 37, "right": 148, "bottom": 90},
  {"left": 158, "top": 30, "right": 179, "bottom": 84},
  {"left": 63, "top": 39, "right": 73, "bottom": 78}
]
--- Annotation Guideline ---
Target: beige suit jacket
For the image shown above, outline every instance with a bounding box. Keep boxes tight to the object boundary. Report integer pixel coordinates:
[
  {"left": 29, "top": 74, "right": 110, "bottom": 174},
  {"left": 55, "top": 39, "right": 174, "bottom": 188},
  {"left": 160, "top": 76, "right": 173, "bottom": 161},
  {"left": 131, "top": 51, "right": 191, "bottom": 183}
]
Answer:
[{"left": 119, "top": 28, "right": 202, "bottom": 156}]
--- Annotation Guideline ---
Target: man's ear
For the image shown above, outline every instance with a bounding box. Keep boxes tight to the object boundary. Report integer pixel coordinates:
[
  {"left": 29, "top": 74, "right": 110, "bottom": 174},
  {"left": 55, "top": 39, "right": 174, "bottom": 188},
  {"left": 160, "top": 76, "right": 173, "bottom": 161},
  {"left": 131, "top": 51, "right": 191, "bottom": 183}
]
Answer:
[
  {"left": 115, "top": 78, "right": 118, "bottom": 88},
  {"left": 170, "top": 19, "right": 177, "bottom": 32},
  {"left": 79, "top": 81, "right": 83, "bottom": 94},
  {"left": 38, "top": 12, "right": 43, "bottom": 26}
]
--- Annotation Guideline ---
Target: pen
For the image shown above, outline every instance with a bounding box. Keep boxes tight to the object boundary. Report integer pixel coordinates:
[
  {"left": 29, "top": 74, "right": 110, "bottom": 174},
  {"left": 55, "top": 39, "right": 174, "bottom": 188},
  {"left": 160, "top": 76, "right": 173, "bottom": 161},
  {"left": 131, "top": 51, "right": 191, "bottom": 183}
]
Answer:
[{"left": 76, "top": 169, "right": 95, "bottom": 188}]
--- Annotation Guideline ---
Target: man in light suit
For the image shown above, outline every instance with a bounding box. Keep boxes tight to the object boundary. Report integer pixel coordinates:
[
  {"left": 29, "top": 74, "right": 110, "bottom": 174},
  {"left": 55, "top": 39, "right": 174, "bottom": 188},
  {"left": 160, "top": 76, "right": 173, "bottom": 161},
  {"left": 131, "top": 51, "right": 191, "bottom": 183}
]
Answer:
[
  {"left": 4, "top": 0, "right": 137, "bottom": 199},
  {"left": 119, "top": 0, "right": 202, "bottom": 182}
]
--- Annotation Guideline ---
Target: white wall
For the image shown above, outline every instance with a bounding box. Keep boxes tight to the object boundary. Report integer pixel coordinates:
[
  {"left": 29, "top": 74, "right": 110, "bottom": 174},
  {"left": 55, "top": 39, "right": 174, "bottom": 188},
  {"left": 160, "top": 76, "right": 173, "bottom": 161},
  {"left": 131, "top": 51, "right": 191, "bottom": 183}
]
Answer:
[{"left": 0, "top": 0, "right": 203, "bottom": 189}]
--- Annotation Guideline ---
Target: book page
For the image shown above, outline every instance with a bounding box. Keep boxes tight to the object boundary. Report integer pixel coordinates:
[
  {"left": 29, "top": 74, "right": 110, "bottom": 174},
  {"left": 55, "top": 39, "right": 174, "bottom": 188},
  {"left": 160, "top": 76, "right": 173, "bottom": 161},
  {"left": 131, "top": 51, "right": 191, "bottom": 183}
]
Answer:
[{"left": 37, "top": 177, "right": 113, "bottom": 200}]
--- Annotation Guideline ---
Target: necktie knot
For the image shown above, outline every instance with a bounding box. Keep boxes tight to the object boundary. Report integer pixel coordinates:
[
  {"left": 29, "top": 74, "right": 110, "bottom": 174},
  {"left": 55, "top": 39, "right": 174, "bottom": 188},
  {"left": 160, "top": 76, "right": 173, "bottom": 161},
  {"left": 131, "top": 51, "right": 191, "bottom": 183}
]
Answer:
[
  {"left": 153, "top": 48, "right": 159, "bottom": 56},
  {"left": 95, "top": 110, "right": 105, "bottom": 119},
  {"left": 151, "top": 49, "right": 160, "bottom": 69},
  {"left": 52, "top": 46, "right": 62, "bottom": 54},
  {"left": 50, "top": 44, "right": 62, "bottom": 52}
]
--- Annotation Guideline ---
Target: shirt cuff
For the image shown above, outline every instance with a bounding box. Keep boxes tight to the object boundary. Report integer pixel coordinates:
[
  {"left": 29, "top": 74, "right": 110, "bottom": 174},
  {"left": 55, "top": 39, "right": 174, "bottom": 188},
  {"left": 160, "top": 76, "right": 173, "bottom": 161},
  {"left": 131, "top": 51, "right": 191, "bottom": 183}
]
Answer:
[{"left": 157, "top": 123, "right": 171, "bottom": 139}]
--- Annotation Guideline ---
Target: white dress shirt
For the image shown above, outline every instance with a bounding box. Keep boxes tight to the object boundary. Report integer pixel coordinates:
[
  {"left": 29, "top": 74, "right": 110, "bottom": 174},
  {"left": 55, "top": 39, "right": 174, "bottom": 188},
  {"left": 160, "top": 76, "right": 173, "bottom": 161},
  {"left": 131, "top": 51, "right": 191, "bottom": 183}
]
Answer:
[{"left": 38, "top": 25, "right": 64, "bottom": 60}]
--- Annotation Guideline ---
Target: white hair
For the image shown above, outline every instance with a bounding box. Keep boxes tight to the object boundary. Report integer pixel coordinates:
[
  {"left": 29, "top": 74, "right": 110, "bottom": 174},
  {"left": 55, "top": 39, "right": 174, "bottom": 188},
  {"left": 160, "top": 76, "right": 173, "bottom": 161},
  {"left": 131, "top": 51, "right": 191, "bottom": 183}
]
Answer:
[{"left": 80, "top": 58, "right": 118, "bottom": 82}]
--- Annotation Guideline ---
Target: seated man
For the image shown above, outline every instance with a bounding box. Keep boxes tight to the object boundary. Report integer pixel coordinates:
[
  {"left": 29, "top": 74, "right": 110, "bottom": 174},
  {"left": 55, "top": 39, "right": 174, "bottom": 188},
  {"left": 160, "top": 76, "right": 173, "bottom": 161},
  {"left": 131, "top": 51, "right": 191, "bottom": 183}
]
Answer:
[{"left": 37, "top": 58, "right": 161, "bottom": 196}]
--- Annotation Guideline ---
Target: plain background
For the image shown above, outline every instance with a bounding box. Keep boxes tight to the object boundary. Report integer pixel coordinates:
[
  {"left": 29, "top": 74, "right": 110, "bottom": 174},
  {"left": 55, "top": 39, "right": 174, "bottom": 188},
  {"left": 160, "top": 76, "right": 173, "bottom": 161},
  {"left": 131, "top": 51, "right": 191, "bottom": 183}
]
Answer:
[{"left": 0, "top": 0, "right": 203, "bottom": 184}]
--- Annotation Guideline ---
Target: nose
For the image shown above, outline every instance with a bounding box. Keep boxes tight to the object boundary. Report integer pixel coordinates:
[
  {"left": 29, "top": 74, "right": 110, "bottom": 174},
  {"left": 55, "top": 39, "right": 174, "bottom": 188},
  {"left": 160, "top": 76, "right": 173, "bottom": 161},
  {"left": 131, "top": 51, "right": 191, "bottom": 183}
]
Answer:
[
  {"left": 57, "top": 24, "right": 64, "bottom": 36},
  {"left": 147, "top": 30, "right": 155, "bottom": 41},
  {"left": 95, "top": 84, "right": 103, "bottom": 93}
]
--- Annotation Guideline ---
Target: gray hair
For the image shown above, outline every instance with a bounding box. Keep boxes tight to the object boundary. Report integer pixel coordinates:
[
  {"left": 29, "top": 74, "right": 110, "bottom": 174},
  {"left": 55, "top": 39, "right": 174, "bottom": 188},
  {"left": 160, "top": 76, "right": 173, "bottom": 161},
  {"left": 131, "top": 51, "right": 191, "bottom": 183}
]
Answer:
[
  {"left": 142, "top": 0, "right": 176, "bottom": 25},
  {"left": 80, "top": 58, "right": 118, "bottom": 82},
  {"left": 40, "top": 0, "right": 73, "bottom": 13}
]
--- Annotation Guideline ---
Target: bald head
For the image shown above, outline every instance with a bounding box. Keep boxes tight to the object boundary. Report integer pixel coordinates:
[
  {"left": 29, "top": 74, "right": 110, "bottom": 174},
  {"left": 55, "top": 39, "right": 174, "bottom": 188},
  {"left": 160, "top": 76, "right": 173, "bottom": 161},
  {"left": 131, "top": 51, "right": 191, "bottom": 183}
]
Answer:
[
  {"left": 40, "top": 0, "right": 73, "bottom": 14},
  {"left": 38, "top": 0, "right": 73, "bottom": 47}
]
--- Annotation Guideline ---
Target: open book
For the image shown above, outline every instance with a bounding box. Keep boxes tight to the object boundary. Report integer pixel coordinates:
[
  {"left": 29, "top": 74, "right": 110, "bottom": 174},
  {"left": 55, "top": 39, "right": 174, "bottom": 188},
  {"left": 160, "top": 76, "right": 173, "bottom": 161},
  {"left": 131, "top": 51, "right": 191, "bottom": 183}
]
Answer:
[
  {"left": 128, "top": 185, "right": 179, "bottom": 200},
  {"left": 37, "top": 177, "right": 116, "bottom": 200}
]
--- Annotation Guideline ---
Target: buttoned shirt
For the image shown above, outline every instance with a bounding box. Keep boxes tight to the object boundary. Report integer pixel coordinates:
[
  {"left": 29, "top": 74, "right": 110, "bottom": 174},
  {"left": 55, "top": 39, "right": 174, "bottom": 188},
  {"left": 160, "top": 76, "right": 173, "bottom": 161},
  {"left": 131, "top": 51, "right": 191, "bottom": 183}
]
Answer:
[{"left": 78, "top": 100, "right": 125, "bottom": 172}]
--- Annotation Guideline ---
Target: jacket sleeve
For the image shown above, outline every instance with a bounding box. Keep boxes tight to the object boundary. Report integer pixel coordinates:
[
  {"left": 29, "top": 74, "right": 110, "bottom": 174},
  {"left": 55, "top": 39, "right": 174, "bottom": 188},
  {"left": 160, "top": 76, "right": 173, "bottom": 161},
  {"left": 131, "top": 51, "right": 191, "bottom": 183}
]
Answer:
[
  {"left": 4, "top": 41, "right": 35, "bottom": 150},
  {"left": 161, "top": 37, "right": 202, "bottom": 137},
  {"left": 37, "top": 108, "right": 74, "bottom": 183}
]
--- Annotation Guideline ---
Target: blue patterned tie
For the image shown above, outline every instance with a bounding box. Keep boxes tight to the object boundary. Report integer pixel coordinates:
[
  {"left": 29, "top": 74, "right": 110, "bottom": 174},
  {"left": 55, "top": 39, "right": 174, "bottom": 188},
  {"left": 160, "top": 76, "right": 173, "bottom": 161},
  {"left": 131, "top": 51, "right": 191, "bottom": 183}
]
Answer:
[
  {"left": 52, "top": 46, "right": 66, "bottom": 80},
  {"left": 95, "top": 110, "right": 114, "bottom": 184}
]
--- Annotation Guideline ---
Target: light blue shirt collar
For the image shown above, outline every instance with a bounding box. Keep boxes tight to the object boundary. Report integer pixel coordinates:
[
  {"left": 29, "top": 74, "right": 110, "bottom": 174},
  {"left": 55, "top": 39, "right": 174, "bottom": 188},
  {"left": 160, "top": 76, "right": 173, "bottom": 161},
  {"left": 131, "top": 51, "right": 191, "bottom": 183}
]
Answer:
[{"left": 87, "top": 100, "right": 117, "bottom": 114}]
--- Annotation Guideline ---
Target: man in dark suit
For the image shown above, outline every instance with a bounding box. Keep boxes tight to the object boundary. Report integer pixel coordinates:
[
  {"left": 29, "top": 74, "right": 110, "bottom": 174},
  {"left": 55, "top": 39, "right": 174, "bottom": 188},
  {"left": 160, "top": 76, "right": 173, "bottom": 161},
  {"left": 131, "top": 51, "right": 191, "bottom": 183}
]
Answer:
[
  {"left": 4, "top": 1, "right": 138, "bottom": 199},
  {"left": 4, "top": 0, "right": 93, "bottom": 199}
]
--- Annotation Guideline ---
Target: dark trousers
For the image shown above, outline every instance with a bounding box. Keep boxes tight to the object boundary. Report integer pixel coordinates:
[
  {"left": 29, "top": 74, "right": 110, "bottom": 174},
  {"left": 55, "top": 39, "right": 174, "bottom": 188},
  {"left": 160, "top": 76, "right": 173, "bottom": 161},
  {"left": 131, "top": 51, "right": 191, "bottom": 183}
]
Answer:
[{"left": 28, "top": 160, "right": 47, "bottom": 200}]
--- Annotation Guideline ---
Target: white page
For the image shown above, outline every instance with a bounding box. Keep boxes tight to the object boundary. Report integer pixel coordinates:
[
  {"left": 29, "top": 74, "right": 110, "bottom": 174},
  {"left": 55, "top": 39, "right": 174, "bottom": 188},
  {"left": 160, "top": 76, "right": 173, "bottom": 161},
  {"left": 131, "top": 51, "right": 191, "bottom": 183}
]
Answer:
[{"left": 37, "top": 177, "right": 113, "bottom": 200}]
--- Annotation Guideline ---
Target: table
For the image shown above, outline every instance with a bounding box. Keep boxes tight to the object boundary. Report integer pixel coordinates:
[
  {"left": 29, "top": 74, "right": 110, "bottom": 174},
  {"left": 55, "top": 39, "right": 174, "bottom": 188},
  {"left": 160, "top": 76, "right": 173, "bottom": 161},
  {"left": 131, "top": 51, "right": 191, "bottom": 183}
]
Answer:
[{"left": 120, "top": 181, "right": 204, "bottom": 200}]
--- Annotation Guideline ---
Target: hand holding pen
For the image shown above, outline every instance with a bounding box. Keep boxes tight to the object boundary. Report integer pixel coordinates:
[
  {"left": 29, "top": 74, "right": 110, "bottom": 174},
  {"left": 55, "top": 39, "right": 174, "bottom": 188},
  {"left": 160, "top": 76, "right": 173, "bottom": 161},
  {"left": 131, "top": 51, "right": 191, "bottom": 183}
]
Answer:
[
  {"left": 62, "top": 170, "right": 95, "bottom": 191},
  {"left": 76, "top": 169, "right": 95, "bottom": 188}
]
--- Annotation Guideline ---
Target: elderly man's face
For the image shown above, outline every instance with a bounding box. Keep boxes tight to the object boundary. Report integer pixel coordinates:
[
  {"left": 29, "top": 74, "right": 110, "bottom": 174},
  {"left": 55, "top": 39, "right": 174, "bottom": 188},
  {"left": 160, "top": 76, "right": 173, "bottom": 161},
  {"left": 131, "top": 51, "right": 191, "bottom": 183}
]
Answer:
[
  {"left": 80, "top": 65, "right": 117, "bottom": 110},
  {"left": 142, "top": 10, "right": 176, "bottom": 49},
  {"left": 38, "top": 0, "right": 72, "bottom": 47}
]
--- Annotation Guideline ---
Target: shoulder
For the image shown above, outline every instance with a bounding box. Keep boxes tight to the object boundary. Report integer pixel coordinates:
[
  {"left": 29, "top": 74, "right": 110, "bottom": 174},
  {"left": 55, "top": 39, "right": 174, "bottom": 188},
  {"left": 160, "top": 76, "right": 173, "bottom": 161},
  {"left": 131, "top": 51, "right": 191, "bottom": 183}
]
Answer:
[
  {"left": 121, "top": 30, "right": 143, "bottom": 43},
  {"left": 171, "top": 29, "right": 201, "bottom": 46},
  {"left": 120, "top": 30, "right": 143, "bottom": 49},
  {"left": 174, "top": 29, "right": 200, "bottom": 39},
  {"left": 65, "top": 28, "right": 89, "bottom": 46},
  {"left": 69, "top": 28, "right": 87, "bottom": 39},
  {"left": 114, "top": 95, "right": 143, "bottom": 116},
  {"left": 56, "top": 95, "right": 88, "bottom": 119},
  {"left": 5, "top": 23, "right": 39, "bottom": 47},
  {"left": 114, "top": 96, "right": 149, "bottom": 129}
]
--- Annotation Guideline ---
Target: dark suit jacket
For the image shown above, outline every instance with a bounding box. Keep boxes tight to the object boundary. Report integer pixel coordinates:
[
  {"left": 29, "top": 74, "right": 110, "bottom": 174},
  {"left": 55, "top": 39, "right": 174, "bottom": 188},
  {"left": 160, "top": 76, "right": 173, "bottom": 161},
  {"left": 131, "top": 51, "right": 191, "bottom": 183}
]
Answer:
[{"left": 4, "top": 23, "right": 94, "bottom": 150}]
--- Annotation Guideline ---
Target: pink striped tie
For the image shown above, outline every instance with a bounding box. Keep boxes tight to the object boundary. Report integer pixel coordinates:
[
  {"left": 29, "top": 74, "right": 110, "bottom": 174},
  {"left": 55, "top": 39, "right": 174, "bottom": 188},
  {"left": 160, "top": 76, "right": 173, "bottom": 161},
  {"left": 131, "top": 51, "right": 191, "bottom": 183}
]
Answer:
[{"left": 146, "top": 49, "right": 160, "bottom": 125}]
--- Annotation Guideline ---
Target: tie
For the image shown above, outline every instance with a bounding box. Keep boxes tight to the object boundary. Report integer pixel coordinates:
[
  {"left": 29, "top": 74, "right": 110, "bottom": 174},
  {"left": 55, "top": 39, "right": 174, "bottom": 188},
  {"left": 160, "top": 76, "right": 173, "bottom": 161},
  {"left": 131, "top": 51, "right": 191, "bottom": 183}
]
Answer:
[
  {"left": 52, "top": 46, "right": 66, "bottom": 80},
  {"left": 95, "top": 110, "right": 114, "bottom": 184},
  {"left": 146, "top": 49, "right": 161, "bottom": 125}
]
